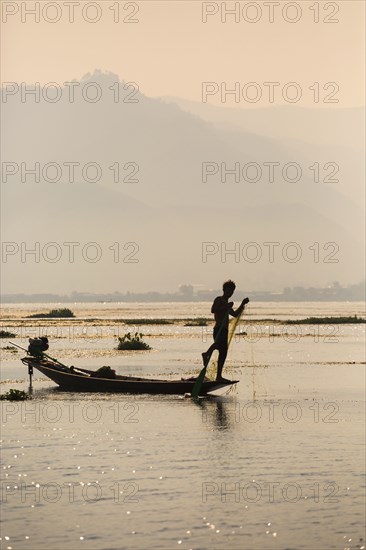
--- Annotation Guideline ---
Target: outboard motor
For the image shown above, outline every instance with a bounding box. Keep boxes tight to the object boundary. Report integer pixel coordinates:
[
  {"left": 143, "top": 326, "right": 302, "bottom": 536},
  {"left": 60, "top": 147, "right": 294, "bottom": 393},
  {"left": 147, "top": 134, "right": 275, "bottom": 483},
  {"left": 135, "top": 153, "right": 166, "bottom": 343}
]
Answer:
[{"left": 28, "top": 337, "right": 49, "bottom": 357}]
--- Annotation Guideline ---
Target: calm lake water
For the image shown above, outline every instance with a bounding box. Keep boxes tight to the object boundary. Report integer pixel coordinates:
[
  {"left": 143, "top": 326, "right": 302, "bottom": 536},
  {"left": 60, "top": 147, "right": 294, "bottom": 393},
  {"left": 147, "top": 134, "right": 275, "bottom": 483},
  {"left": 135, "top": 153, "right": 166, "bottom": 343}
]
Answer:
[{"left": 1, "top": 302, "right": 365, "bottom": 550}]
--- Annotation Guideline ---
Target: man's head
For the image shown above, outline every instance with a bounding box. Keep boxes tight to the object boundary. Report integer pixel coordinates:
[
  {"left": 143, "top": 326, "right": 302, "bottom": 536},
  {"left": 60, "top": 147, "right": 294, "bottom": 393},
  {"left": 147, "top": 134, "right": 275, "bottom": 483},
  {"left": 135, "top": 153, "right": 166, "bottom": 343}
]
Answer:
[{"left": 222, "top": 279, "right": 236, "bottom": 298}]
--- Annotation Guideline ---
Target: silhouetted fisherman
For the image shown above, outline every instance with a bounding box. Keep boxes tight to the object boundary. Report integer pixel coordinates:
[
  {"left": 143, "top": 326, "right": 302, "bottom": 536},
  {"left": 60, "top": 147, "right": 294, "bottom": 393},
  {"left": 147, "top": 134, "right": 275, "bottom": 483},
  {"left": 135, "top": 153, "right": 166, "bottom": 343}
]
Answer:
[{"left": 202, "top": 280, "right": 249, "bottom": 381}]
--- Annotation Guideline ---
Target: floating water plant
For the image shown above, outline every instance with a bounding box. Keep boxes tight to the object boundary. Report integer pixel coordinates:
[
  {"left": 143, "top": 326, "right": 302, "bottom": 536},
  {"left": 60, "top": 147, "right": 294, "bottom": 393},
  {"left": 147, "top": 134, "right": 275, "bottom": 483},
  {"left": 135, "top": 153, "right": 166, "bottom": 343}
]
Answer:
[
  {"left": 286, "top": 315, "right": 365, "bottom": 324},
  {"left": 0, "top": 330, "right": 16, "bottom": 338},
  {"left": 117, "top": 332, "right": 151, "bottom": 350},
  {"left": 184, "top": 318, "right": 208, "bottom": 327},
  {"left": 0, "top": 389, "right": 30, "bottom": 401},
  {"left": 27, "top": 308, "right": 75, "bottom": 319}
]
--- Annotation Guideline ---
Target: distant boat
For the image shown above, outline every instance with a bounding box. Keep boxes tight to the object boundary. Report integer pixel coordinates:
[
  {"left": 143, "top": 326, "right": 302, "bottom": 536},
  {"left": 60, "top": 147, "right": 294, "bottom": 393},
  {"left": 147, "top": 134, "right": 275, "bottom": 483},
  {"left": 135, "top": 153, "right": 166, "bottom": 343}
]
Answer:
[{"left": 21, "top": 357, "right": 238, "bottom": 396}]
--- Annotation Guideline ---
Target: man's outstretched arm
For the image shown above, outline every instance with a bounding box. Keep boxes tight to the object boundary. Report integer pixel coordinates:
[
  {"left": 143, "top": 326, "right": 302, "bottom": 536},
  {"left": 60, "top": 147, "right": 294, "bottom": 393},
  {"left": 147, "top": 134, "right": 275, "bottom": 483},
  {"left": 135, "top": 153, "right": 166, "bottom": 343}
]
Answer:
[{"left": 229, "top": 298, "right": 250, "bottom": 317}]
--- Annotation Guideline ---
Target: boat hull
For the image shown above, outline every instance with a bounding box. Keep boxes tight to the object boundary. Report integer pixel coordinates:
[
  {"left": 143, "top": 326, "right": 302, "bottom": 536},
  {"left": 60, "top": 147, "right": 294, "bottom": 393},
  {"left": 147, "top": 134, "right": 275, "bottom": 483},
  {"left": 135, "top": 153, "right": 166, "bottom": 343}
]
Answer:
[{"left": 22, "top": 358, "right": 238, "bottom": 396}]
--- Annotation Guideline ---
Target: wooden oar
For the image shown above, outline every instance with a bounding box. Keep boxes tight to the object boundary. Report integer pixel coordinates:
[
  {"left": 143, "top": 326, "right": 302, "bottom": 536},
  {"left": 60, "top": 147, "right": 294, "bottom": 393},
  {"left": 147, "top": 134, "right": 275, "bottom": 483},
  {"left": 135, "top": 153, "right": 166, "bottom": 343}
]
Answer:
[{"left": 190, "top": 361, "right": 210, "bottom": 399}]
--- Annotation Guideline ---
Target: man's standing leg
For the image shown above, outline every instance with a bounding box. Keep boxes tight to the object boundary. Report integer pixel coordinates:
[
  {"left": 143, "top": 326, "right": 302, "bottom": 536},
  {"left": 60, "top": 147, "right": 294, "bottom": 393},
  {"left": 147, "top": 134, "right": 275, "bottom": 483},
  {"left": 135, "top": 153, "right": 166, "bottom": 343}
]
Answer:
[{"left": 216, "top": 333, "right": 228, "bottom": 380}]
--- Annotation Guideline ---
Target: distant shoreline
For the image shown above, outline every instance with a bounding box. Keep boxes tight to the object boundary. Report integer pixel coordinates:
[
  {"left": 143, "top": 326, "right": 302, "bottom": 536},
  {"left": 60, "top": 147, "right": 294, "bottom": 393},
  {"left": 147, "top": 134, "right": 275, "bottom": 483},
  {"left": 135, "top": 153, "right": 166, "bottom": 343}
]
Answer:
[{"left": 1, "top": 289, "right": 365, "bottom": 304}]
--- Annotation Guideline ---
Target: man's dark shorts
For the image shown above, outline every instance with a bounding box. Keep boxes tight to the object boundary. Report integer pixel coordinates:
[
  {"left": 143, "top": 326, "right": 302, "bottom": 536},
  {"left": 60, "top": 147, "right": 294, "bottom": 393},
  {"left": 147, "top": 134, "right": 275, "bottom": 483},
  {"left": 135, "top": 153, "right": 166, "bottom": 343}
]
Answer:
[{"left": 213, "top": 325, "right": 228, "bottom": 352}]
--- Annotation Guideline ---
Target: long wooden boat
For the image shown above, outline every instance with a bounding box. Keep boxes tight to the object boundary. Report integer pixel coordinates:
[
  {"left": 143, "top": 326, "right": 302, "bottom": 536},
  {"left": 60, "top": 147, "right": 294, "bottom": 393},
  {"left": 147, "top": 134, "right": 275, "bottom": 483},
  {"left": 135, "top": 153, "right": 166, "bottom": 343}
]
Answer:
[{"left": 21, "top": 357, "right": 238, "bottom": 396}]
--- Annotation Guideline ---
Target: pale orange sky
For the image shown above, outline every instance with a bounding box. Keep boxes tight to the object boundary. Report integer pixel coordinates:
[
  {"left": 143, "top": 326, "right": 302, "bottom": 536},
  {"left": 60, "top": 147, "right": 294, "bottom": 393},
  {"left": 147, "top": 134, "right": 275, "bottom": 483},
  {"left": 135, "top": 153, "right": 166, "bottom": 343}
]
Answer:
[{"left": 1, "top": 0, "right": 365, "bottom": 107}]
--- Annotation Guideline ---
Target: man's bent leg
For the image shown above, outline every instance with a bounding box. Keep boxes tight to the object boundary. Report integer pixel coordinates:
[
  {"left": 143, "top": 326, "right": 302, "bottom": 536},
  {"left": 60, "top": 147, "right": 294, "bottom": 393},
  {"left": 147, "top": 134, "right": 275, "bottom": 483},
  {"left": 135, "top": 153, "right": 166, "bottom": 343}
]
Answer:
[{"left": 202, "top": 342, "right": 218, "bottom": 366}]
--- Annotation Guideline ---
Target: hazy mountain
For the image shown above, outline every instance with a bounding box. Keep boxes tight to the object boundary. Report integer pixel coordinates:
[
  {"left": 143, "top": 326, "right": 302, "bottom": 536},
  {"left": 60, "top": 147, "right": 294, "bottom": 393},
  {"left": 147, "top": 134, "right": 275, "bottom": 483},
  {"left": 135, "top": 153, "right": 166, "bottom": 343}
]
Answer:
[
  {"left": 161, "top": 96, "right": 364, "bottom": 148},
  {"left": 1, "top": 71, "right": 364, "bottom": 294}
]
